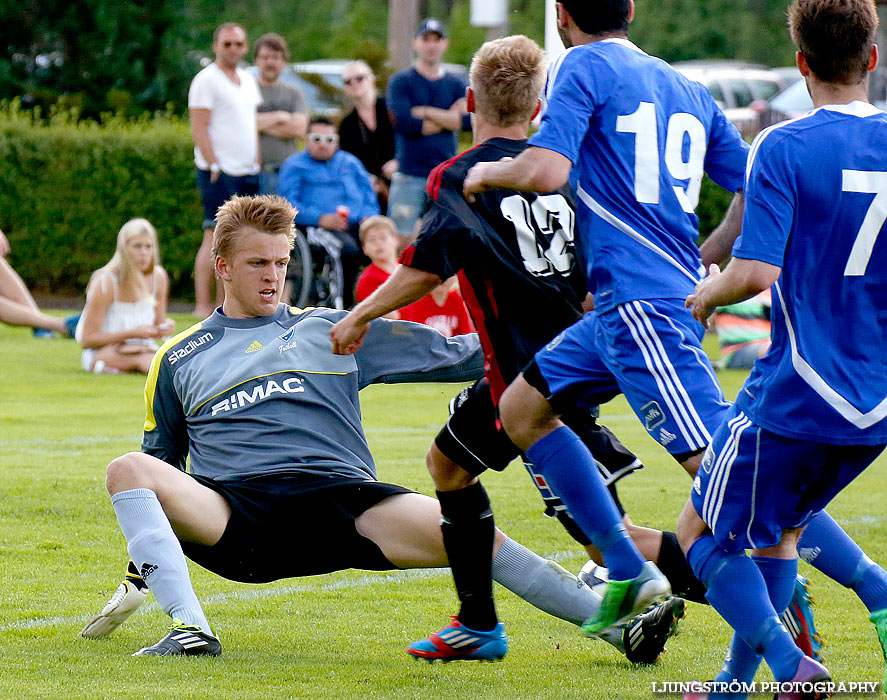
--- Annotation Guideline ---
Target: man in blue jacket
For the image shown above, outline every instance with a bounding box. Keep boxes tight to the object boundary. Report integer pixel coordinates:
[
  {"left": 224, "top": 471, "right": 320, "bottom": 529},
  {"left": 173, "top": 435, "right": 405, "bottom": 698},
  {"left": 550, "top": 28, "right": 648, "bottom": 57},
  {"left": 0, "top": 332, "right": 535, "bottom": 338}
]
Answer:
[{"left": 279, "top": 117, "right": 380, "bottom": 306}]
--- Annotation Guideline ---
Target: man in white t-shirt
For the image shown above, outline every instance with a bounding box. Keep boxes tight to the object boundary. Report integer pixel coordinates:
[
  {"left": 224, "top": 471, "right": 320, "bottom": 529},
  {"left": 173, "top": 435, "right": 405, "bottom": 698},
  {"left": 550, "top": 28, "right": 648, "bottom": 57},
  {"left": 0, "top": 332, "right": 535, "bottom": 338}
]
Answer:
[{"left": 188, "top": 22, "right": 262, "bottom": 317}]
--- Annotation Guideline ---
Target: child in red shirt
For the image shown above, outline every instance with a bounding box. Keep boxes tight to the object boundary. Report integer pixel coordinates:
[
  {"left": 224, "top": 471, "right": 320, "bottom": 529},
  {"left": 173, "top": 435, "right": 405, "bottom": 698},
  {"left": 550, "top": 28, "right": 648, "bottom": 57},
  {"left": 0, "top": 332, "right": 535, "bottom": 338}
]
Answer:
[{"left": 401, "top": 277, "right": 473, "bottom": 338}]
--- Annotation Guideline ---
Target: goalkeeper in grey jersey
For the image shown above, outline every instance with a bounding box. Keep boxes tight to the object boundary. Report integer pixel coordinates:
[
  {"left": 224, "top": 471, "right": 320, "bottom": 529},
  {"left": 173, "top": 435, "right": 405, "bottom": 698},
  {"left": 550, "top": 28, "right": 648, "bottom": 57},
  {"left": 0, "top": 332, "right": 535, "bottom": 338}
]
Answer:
[{"left": 82, "top": 194, "right": 612, "bottom": 657}]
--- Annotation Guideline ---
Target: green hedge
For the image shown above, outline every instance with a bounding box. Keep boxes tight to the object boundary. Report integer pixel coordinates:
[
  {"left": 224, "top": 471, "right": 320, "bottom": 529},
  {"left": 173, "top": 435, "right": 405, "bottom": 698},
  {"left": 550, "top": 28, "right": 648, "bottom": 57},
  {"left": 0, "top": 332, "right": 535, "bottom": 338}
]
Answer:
[{"left": 0, "top": 105, "right": 203, "bottom": 300}]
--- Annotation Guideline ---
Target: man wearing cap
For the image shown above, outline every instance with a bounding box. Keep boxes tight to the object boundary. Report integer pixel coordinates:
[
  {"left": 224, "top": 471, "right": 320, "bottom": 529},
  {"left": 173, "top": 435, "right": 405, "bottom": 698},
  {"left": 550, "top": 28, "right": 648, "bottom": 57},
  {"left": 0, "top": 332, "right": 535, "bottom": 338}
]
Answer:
[{"left": 385, "top": 18, "right": 471, "bottom": 244}]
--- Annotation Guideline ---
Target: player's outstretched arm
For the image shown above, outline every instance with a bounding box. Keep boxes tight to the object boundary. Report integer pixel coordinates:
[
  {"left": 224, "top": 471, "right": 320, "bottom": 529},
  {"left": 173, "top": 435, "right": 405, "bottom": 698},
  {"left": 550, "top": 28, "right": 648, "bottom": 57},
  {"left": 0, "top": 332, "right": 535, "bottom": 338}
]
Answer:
[
  {"left": 462, "top": 147, "right": 572, "bottom": 201},
  {"left": 686, "top": 258, "right": 780, "bottom": 328},
  {"left": 330, "top": 265, "right": 442, "bottom": 354}
]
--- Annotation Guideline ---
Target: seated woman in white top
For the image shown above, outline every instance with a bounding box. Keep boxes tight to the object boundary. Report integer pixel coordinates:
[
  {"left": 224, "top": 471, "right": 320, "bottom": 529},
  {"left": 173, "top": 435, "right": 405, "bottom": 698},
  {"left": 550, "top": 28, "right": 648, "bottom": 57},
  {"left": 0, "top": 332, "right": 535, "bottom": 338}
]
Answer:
[{"left": 76, "top": 218, "right": 175, "bottom": 374}]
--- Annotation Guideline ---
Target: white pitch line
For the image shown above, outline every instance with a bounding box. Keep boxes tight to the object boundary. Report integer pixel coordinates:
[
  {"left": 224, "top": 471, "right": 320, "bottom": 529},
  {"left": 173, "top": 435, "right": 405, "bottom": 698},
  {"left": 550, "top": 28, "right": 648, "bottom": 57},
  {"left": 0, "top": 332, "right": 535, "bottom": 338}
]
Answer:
[{"left": 0, "top": 551, "right": 578, "bottom": 633}]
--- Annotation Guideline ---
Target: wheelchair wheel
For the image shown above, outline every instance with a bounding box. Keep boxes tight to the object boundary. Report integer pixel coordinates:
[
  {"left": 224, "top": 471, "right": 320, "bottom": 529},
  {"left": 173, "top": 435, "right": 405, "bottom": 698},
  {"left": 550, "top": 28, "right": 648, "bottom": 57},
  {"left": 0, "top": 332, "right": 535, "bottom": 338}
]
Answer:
[
  {"left": 287, "top": 230, "right": 312, "bottom": 308},
  {"left": 311, "top": 244, "right": 345, "bottom": 310}
]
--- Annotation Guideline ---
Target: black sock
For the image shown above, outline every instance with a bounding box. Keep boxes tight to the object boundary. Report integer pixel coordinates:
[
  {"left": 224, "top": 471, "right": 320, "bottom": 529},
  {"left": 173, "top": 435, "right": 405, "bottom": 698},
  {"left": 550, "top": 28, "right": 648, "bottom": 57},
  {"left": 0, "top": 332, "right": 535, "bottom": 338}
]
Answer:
[
  {"left": 437, "top": 482, "right": 498, "bottom": 631},
  {"left": 657, "top": 531, "right": 708, "bottom": 604}
]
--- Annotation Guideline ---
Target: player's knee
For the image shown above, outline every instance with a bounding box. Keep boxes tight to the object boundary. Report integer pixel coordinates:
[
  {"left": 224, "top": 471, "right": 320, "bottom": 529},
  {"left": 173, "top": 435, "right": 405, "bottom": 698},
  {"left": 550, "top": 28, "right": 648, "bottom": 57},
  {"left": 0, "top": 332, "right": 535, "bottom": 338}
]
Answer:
[
  {"left": 675, "top": 499, "right": 706, "bottom": 554},
  {"left": 498, "top": 378, "right": 532, "bottom": 442},
  {"left": 105, "top": 452, "right": 151, "bottom": 495},
  {"left": 425, "top": 443, "right": 474, "bottom": 491},
  {"left": 500, "top": 376, "right": 556, "bottom": 449}
]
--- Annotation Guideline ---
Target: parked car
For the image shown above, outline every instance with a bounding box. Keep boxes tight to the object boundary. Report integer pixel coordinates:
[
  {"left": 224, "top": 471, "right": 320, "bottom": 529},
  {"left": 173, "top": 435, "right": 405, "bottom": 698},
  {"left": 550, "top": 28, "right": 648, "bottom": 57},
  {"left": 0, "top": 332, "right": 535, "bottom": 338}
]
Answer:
[
  {"left": 751, "top": 78, "right": 814, "bottom": 131},
  {"left": 248, "top": 58, "right": 470, "bottom": 120},
  {"left": 673, "top": 61, "right": 793, "bottom": 137},
  {"left": 247, "top": 60, "right": 346, "bottom": 118}
]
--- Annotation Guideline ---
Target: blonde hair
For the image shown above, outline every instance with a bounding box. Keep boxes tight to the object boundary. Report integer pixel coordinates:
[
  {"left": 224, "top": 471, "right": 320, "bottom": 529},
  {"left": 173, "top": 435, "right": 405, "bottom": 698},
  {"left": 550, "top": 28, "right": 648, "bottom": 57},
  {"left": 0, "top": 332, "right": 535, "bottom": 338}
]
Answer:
[
  {"left": 469, "top": 35, "right": 547, "bottom": 127},
  {"left": 358, "top": 215, "right": 398, "bottom": 244},
  {"left": 212, "top": 195, "right": 297, "bottom": 261},
  {"left": 91, "top": 218, "right": 159, "bottom": 300},
  {"left": 343, "top": 59, "right": 374, "bottom": 80}
]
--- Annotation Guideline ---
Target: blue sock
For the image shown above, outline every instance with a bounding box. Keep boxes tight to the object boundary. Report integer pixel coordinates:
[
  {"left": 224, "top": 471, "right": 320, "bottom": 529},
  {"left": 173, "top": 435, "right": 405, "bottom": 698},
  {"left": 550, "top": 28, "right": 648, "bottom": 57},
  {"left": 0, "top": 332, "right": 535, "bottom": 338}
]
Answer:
[
  {"left": 799, "top": 511, "right": 887, "bottom": 612},
  {"left": 687, "top": 535, "right": 803, "bottom": 682},
  {"left": 711, "top": 557, "right": 797, "bottom": 698},
  {"left": 525, "top": 427, "right": 643, "bottom": 580},
  {"left": 712, "top": 634, "right": 758, "bottom": 699}
]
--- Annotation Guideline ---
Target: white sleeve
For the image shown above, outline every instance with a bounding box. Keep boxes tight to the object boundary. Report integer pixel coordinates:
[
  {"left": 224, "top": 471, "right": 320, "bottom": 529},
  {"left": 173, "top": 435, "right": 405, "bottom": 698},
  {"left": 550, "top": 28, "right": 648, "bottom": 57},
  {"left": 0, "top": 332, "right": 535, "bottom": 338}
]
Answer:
[{"left": 188, "top": 70, "right": 215, "bottom": 110}]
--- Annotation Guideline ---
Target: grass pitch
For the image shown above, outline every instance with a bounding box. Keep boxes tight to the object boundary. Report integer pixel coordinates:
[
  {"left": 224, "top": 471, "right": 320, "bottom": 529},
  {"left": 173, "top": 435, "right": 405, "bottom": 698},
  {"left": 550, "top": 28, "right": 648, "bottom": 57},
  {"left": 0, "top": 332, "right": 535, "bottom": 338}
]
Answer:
[{"left": 0, "top": 313, "right": 884, "bottom": 699}]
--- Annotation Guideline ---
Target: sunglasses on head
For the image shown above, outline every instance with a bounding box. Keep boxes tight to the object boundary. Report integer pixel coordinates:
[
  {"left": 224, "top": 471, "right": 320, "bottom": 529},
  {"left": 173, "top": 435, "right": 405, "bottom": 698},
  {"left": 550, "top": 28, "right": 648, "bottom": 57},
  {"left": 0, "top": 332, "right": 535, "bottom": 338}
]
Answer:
[
  {"left": 308, "top": 134, "right": 339, "bottom": 144},
  {"left": 343, "top": 74, "right": 369, "bottom": 86},
  {"left": 222, "top": 41, "right": 246, "bottom": 48}
]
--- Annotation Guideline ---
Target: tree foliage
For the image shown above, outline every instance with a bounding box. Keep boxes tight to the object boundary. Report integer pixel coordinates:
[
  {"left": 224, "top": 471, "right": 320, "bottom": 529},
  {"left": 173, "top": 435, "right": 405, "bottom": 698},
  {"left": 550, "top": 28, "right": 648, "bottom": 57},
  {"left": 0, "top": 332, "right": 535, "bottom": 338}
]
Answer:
[
  {"left": 0, "top": 0, "right": 798, "bottom": 117},
  {"left": 631, "top": 0, "right": 796, "bottom": 66}
]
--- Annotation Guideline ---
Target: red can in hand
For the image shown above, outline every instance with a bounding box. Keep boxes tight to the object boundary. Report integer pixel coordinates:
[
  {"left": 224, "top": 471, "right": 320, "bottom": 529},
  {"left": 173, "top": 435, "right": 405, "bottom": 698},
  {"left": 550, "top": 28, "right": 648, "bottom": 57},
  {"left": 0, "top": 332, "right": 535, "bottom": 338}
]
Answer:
[{"left": 336, "top": 205, "right": 350, "bottom": 223}]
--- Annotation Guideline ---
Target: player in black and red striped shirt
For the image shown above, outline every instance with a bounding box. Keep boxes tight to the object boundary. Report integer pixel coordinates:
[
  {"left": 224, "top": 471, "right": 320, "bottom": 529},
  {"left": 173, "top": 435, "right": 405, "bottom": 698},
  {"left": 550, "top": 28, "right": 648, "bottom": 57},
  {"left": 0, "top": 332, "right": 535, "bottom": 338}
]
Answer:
[{"left": 331, "top": 35, "right": 692, "bottom": 664}]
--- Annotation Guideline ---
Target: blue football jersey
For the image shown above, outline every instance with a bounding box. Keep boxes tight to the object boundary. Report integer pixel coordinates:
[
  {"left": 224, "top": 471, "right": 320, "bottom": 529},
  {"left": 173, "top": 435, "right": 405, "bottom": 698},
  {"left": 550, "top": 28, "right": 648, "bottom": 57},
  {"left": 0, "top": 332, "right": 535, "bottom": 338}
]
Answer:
[
  {"left": 734, "top": 102, "right": 887, "bottom": 444},
  {"left": 530, "top": 39, "right": 749, "bottom": 312}
]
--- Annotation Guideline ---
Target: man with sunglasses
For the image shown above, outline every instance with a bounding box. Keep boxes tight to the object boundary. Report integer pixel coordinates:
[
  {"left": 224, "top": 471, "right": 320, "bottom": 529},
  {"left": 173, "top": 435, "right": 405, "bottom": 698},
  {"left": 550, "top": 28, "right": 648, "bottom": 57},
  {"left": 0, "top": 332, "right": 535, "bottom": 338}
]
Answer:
[
  {"left": 278, "top": 118, "right": 380, "bottom": 307},
  {"left": 189, "top": 22, "right": 262, "bottom": 318}
]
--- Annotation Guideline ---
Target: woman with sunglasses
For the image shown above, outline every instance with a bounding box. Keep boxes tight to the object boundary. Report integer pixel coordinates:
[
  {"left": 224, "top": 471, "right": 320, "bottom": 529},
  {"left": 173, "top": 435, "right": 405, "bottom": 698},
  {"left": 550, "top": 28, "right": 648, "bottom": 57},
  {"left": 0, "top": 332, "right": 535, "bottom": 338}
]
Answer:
[{"left": 338, "top": 60, "right": 398, "bottom": 208}]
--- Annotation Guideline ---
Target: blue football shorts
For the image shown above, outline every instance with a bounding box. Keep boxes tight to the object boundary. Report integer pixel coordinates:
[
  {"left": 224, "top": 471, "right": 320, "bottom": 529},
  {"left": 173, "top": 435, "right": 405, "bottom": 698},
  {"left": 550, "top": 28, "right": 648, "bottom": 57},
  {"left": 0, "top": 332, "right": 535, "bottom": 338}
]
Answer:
[
  {"left": 692, "top": 404, "right": 885, "bottom": 553},
  {"left": 533, "top": 298, "right": 730, "bottom": 457}
]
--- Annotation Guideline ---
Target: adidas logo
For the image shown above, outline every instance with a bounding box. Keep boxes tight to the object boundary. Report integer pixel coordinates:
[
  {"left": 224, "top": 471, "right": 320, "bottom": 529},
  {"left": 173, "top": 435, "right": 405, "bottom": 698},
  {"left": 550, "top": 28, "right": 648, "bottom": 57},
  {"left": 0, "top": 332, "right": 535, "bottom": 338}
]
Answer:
[
  {"left": 245, "top": 340, "right": 264, "bottom": 354},
  {"left": 172, "top": 630, "right": 213, "bottom": 650},
  {"left": 140, "top": 562, "right": 158, "bottom": 579}
]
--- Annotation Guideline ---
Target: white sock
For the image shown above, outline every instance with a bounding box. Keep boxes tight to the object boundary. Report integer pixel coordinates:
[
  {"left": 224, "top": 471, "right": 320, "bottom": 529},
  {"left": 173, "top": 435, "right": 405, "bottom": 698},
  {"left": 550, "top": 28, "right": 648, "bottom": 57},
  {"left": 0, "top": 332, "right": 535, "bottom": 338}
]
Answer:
[
  {"left": 491, "top": 538, "right": 625, "bottom": 652},
  {"left": 111, "top": 488, "right": 214, "bottom": 636}
]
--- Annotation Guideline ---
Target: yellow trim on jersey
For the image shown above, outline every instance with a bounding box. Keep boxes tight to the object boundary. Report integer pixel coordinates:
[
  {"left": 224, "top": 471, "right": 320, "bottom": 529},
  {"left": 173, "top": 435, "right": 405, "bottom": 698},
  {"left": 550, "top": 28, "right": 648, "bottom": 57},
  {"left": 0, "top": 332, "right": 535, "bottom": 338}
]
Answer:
[
  {"left": 144, "top": 322, "right": 206, "bottom": 433},
  {"left": 191, "top": 368, "right": 350, "bottom": 415}
]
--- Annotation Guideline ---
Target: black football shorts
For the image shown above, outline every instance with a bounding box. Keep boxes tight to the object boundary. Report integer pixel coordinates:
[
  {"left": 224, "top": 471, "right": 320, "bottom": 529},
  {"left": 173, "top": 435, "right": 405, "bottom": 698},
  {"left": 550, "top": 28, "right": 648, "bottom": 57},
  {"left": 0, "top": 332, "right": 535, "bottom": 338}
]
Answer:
[{"left": 180, "top": 472, "right": 413, "bottom": 583}]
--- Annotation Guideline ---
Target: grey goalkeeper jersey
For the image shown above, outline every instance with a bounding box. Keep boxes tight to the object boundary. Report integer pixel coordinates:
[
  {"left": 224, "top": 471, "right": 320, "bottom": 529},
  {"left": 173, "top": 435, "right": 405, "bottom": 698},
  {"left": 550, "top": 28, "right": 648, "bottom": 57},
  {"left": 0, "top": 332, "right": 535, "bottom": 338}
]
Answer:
[{"left": 142, "top": 304, "right": 482, "bottom": 482}]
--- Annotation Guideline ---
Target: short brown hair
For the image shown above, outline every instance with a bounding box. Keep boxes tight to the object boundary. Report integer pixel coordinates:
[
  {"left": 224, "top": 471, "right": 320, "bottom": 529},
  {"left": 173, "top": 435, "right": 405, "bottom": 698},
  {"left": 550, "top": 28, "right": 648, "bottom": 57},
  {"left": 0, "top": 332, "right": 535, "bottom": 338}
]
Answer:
[
  {"left": 212, "top": 195, "right": 297, "bottom": 260},
  {"left": 469, "top": 35, "right": 547, "bottom": 127},
  {"left": 213, "top": 23, "right": 246, "bottom": 44},
  {"left": 788, "top": 0, "right": 878, "bottom": 84},
  {"left": 254, "top": 32, "right": 290, "bottom": 61},
  {"left": 358, "top": 215, "right": 398, "bottom": 244}
]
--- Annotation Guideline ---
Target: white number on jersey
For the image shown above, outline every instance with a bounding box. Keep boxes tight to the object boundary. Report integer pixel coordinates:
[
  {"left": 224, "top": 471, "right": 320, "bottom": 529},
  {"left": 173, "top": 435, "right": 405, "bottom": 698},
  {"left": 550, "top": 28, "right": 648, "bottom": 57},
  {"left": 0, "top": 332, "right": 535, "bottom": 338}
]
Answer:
[
  {"left": 842, "top": 170, "right": 887, "bottom": 277},
  {"left": 616, "top": 101, "right": 707, "bottom": 213},
  {"left": 500, "top": 193, "right": 575, "bottom": 277}
]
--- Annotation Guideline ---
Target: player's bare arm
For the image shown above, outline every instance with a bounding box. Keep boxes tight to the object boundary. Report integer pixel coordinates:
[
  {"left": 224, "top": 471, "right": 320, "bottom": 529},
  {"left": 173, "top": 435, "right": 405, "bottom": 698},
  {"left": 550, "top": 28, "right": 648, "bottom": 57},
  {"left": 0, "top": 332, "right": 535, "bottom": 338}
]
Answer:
[
  {"left": 686, "top": 258, "right": 780, "bottom": 328},
  {"left": 330, "top": 265, "right": 443, "bottom": 355},
  {"left": 699, "top": 190, "right": 746, "bottom": 268},
  {"left": 462, "top": 146, "right": 571, "bottom": 201}
]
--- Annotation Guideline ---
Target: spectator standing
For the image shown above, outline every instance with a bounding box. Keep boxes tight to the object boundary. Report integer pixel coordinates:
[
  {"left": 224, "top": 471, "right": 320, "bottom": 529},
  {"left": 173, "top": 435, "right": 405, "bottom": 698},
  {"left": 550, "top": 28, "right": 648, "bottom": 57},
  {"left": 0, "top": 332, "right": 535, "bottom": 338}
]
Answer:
[
  {"left": 386, "top": 18, "right": 471, "bottom": 243},
  {"left": 189, "top": 22, "right": 261, "bottom": 318},
  {"left": 278, "top": 118, "right": 380, "bottom": 307},
  {"left": 339, "top": 61, "right": 398, "bottom": 209},
  {"left": 254, "top": 33, "right": 309, "bottom": 195},
  {"left": 75, "top": 219, "right": 174, "bottom": 374}
]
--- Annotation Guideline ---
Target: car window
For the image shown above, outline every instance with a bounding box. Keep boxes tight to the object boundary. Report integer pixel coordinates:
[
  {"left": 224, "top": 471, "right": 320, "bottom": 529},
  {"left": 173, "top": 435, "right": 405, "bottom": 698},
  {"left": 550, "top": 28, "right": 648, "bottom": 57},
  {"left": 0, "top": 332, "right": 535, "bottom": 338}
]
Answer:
[
  {"left": 707, "top": 81, "right": 726, "bottom": 107},
  {"left": 770, "top": 79, "right": 814, "bottom": 113},
  {"left": 724, "top": 79, "right": 755, "bottom": 108},
  {"left": 750, "top": 79, "right": 781, "bottom": 102}
]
